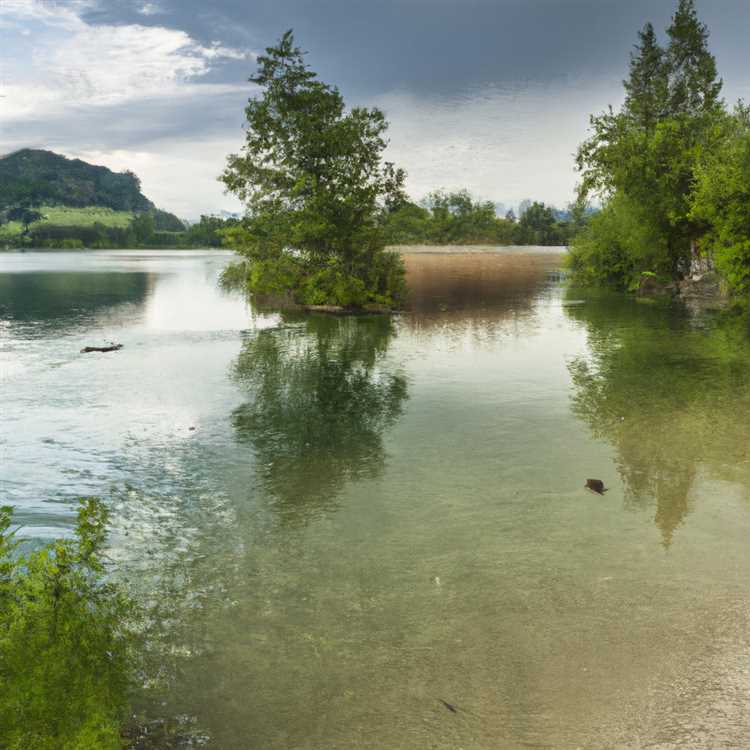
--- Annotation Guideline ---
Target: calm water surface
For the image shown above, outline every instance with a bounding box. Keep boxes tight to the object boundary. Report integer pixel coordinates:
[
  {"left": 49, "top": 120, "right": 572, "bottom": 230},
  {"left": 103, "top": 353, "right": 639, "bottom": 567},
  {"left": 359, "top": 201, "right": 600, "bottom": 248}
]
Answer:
[{"left": 2, "top": 249, "right": 750, "bottom": 748}]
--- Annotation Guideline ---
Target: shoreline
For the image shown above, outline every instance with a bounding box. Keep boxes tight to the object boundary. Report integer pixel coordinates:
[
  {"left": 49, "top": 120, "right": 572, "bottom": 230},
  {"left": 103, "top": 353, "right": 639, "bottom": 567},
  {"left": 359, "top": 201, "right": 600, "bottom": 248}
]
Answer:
[{"left": 390, "top": 244, "right": 567, "bottom": 255}]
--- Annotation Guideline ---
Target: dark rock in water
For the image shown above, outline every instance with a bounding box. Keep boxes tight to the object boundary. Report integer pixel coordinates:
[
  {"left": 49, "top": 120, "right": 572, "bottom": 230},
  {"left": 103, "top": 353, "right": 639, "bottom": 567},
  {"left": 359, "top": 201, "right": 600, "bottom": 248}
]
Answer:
[{"left": 585, "top": 479, "right": 607, "bottom": 495}]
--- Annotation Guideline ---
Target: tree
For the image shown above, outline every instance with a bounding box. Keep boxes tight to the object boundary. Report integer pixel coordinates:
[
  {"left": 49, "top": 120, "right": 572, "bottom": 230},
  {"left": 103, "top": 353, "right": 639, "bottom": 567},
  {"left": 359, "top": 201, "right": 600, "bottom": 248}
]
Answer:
[
  {"left": 7, "top": 206, "right": 43, "bottom": 234},
  {"left": 0, "top": 499, "right": 136, "bottom": 748},
  {"left": 691, "top": 104, "right": 750, "bottom": 291},
  {"left": 624, "top": 23, "right": 668, "bottom": 131},
  {"left": 666, "top": 0, "right": 723, "bottom": 117},
  {"left": 572, "top": 0, "right": 726, "bottom": 287},
  {"left": 130, "top": 212, "right": 155, "bottom": 244},
  {"left": 514, "top": 201, "right": 559, "bottom": 245},
  {"left": 221, "top": 30, "right": 407, "bottom": 309}
]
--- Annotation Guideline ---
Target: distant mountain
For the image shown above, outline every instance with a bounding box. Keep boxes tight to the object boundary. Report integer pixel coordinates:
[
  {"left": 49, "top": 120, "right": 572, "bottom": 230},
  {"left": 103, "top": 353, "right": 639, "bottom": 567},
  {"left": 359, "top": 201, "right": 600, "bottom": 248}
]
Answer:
[{"left": 0, "top": 149, "right": 155, "bottom": 213}]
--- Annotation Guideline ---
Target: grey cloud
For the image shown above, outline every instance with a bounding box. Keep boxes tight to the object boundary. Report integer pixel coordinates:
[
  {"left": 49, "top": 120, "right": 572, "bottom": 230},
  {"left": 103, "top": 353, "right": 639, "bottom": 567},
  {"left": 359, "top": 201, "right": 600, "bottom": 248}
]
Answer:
[{"left": 83, "top": 0, "right": 750, "bottom": 98}]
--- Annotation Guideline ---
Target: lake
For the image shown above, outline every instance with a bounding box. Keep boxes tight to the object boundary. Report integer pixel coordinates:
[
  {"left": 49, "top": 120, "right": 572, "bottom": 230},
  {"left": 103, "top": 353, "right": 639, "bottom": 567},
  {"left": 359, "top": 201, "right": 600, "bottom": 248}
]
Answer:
[{"left": 3, "top": 249, "right": 750, "bottom": 748}]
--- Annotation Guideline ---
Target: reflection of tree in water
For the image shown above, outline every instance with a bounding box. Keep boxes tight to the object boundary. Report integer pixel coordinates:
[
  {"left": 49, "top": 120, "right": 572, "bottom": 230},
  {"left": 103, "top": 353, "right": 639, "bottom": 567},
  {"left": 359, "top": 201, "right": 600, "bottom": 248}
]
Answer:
[
  {"left": 566, "top": 292, "right": 750, "bottom": 546},
  {"left": 231, "top": 314, "right": 408, "bottom": 523},
  {"left": 0, "top": 271, "right": 149, "bottom": 325}
]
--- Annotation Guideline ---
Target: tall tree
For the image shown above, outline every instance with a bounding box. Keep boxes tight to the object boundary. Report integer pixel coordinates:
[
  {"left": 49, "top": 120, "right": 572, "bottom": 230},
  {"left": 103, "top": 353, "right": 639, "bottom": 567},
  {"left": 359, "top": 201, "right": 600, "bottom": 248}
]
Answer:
[
  {"left": 623, "top": 23, "right": 668, "bottom": 131},
  {"left": 222, "top": 31, "right": 407, "bottom": 309},
  {"left": 666, "top": 0, "right": 723, "bottom": 117},
  {"left": 574, "top": 0, "right": 727, "bottom": 285}
]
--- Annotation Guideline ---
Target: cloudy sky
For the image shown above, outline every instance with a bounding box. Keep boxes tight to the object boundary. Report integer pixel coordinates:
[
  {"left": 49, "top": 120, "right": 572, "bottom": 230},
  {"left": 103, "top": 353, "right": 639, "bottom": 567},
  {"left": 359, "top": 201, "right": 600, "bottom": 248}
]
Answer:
[{"left": 1, "top": 0, "right": 749, "bottom": 219}]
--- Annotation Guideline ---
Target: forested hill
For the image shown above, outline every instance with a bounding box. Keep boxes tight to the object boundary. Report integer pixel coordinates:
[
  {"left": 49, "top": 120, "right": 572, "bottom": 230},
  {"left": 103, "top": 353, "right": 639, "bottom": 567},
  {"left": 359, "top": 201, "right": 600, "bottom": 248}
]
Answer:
[{"left": 0, "top": 149, "right": 155, "bottom": 212}]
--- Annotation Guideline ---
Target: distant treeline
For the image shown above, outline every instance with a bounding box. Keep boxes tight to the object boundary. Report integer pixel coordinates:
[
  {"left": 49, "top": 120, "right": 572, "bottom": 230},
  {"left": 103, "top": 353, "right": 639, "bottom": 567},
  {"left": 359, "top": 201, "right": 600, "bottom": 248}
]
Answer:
[
  {"left": 0, "top": 211, "right": 238, "bottom": 249},
  {"left": 381, "top": 190, "right": 586, "bottom": 246}
]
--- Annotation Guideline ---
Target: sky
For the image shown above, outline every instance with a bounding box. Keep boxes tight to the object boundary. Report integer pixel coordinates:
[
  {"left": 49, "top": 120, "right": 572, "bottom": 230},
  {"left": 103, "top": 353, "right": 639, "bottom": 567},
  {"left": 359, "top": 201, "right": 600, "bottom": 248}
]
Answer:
[{"left": 1, "top": 0, "right": 749, "bottom": 219}]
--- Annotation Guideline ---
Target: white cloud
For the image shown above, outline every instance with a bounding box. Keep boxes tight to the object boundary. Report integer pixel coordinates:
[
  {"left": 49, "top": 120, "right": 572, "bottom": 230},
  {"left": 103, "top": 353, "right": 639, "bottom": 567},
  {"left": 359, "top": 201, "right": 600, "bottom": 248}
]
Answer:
[
  {"left": 72, "top": 142, "right": 244, "bottom": 220},
  {"left": 0, "top": 0, "right": 250, "bottom": 115}
]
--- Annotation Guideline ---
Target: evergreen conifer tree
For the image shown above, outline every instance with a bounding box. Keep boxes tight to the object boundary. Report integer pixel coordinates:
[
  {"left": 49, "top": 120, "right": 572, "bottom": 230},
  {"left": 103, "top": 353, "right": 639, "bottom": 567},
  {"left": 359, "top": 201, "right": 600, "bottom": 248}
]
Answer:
[{"left": 666, "top": 0, "right": 723, "bottom": 116}]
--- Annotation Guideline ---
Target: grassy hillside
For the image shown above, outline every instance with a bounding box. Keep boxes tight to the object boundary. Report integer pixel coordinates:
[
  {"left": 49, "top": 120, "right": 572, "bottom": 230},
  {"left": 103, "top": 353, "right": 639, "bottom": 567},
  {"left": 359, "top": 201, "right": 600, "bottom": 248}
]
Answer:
[{"left": 0, "top": 206, "right": 135, "bottom": 238}]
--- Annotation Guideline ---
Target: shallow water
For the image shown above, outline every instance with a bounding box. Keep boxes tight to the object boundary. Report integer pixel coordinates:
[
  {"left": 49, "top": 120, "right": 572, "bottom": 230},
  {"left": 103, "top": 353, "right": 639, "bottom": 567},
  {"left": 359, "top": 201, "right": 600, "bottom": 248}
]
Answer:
[{"left": 3, "top": 249, "right": 750, "bottom": 748}]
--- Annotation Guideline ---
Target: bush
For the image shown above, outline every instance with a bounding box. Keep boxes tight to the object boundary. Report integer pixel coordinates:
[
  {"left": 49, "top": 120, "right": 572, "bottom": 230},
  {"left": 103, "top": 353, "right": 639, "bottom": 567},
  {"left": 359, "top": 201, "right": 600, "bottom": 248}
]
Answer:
[
  {"left": 0, "top": 499, "right": 136, "bottom": 750},
  {"left": 566, "top": 195, "right": 671, "bottom": 289}
]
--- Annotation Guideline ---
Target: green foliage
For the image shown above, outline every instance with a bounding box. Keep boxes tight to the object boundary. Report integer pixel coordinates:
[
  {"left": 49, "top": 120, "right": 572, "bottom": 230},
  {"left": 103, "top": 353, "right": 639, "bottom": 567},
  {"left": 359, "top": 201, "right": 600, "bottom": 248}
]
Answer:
[
  {"left": 232, "top": 314, "right": 408, "bottom": 521},
  {"left": 221, "top": 30, "right": 407, "bottom": 309},
  {"left": 186, "top": 214, "right": 239, "bottom": 247},
  {"left": 691, "top": 105, "right": 750, "bottom": 292},
  {"left": 0, "top": 150, "right": 153, "bottom": 212},
  {"left": 6, "top": 207, "right": 43, "bottom": 234},
  {"left": 130, "top": 213, "right": 155, "bottom": 244},
  {"left": 151, "top": 209, "right": 185, "bottom": 232},
  {"left": 567, "top": 194, "right": 670, "bottom": 288},
  {"left": 565, "top": 292, "right": 750, "bottom": 546},
  {"left": 0, "top": 499, "right": 136, "bottom": 749},
  {"left": 513, "top": 201, "right": 572, "bottom": 245},
  {"left": 424, "top": 190, "right": 503, "bottom": 243},
  {"left": 380, "top": 200, "right": 432, "bottom": 244},
  {"left": 574, "top": 0, "right": 726, "bottom": 288},
  {"left": 379, "top": 191, "right": 572, "bottom": 246}
]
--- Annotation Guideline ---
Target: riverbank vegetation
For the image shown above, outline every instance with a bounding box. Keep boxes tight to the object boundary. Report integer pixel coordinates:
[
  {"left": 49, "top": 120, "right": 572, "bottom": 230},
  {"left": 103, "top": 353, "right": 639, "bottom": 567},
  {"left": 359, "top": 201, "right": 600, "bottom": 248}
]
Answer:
[
  {"left": 569, "top": 0, "right": 750, "bottom": 297},
  {"left": 0, "top": 499, "right": 137, "bottom": 749},
  {"left": 380, "top": 191, "right": 581, "bottom": 247},
  {"left": 0, "top": 204, "right": 239, "bottom": 250}
]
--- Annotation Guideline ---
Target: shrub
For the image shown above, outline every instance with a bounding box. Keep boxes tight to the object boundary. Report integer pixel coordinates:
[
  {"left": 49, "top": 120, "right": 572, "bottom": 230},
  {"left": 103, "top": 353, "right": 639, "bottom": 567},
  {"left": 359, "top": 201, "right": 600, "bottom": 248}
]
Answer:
[{"left": 0, "top": 499, "right": 136, "bottom": 750}]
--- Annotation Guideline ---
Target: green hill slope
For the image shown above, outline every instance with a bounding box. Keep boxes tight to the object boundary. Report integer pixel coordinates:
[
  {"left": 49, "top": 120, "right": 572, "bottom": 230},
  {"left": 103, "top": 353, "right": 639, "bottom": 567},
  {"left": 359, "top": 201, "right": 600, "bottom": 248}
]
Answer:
[{"left": 0, "top": 149, "right": 155, "bottom": 212}]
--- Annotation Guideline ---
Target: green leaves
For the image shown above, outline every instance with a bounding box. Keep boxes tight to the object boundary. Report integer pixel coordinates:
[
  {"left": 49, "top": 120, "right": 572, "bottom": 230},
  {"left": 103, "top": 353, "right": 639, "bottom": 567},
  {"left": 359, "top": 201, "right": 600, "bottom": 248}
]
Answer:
[
  {"left": 0, "top": 498, "right": 136, "bottom": 749},
  {"left": 222, "top": 31, "right": 406, "bottom": 308},
  {"left": 573, "top": 0, "right": 727, "bottom": 288}
]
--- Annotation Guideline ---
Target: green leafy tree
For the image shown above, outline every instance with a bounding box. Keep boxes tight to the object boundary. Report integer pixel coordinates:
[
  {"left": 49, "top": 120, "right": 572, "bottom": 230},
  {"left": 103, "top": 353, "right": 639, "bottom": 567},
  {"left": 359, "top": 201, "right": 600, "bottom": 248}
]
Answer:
[
  {"left": 380, "top": 200, "right": 432, "bottom": 244},
  {"left": 572, "top": 0, "right": 726, "bottom": 287},
  {"left": 130, "top": 212, "right": 155, "bottom": 245},
  {"left": 186, "top": 214, "right": 239, "bottom": 247},
  {"left": 691, "top": 104, "right": 750, "bottom": 291},
  {"left": 624, "top": 23, "right": 669, "bottom": 131},
  {"left": 7, "top": 206, "right": 43, "bottom": 234},
  {"left": 513, "top": 201, "right": 562, "bottom": 245},
  {"left": 0, "top": 499, "right": 137, "bottom": 749},
  {"left": 666, "top": 0, "right": 723, "bottom": 117},
  {"left": 221, "top": 31, "right": 407, "bottom": 309}
]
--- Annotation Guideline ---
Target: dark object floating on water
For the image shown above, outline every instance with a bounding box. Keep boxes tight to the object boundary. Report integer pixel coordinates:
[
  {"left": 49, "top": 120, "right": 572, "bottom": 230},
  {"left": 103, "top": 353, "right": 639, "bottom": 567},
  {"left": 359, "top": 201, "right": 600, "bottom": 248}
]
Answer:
[
  {"left": 438, "top": 699, "right": 458, "bottom": 714},
  {"left": 585, "top": 478, "right": 608, "bottom": 495},
  {"left": 189, "top": 426, "right": 196, "bottom": 431},
  {"left": 80, "top": 343, "right": 123, "bottom": 354}
]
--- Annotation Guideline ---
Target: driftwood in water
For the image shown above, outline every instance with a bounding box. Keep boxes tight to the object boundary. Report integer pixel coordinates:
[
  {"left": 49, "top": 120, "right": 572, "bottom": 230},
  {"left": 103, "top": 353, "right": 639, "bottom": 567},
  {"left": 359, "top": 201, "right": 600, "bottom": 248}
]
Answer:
[{"left": 80, "top": 344, "right": 123, "bottom": 354}]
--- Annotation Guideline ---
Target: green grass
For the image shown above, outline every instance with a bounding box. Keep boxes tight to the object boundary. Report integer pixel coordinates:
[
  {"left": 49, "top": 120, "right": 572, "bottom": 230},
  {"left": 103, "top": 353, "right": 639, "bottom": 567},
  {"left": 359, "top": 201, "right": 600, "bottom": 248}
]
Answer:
[{"left": 0, "top": 206, "right": 135, "bottom": 237}]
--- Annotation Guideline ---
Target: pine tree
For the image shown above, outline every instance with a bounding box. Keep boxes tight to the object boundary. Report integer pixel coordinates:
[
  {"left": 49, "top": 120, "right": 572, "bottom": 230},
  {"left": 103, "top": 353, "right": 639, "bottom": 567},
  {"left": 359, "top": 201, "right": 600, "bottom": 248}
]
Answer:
[
  {"left": 666, "top": 0, "right": 723, "bottom": 116},
  {"left": 623, "top": 23, "right": 668, "bottom": 131}
]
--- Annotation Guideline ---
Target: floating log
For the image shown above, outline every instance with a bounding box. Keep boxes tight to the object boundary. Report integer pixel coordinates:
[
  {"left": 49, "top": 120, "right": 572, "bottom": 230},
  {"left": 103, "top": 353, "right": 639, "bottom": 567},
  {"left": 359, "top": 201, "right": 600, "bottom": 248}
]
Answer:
[{"left": 80, "top": 344, "right": 123, "bottom": 354}]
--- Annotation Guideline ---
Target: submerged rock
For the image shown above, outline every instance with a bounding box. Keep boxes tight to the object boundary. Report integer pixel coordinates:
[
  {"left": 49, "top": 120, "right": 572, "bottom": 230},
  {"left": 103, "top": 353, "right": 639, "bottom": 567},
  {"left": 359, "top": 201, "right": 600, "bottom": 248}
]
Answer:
[{"left": 637, "top": 275, "right": 677, "bottom": 298}]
